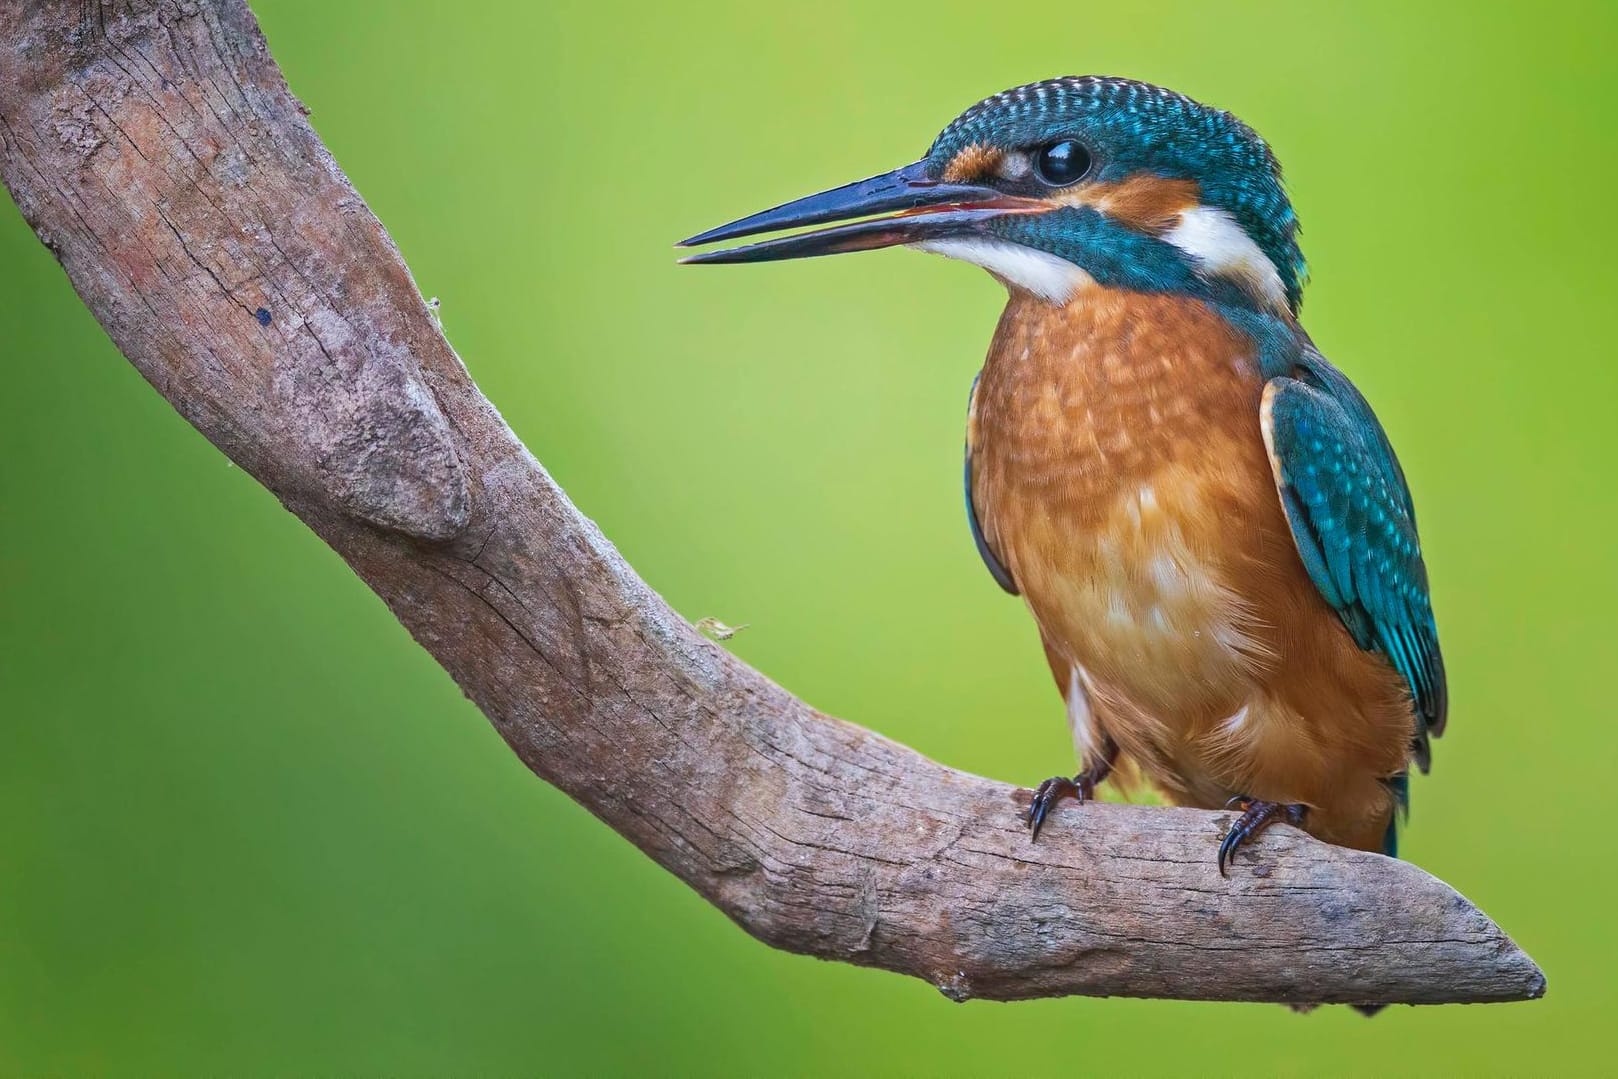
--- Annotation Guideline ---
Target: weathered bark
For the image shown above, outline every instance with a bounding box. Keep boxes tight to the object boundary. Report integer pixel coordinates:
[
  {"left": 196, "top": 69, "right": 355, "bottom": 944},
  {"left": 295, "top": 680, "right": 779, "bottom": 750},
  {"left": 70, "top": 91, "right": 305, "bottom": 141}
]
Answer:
[{"left": 0, "top": 0, "right": 1544, "bottom": 1007}]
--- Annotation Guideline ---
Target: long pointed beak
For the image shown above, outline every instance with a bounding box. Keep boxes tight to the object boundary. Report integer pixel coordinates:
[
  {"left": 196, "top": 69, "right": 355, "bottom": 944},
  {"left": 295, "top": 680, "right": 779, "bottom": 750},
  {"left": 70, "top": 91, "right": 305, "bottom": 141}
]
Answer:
[{"left": 677, "top": 160, "right": 1042, "bottom": 265}]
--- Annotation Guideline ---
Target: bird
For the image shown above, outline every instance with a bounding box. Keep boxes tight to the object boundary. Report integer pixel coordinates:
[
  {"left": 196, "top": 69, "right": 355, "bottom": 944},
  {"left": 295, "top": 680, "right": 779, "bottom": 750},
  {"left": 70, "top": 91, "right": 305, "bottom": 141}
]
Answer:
[{"left": 677, "top": 76, "right": 1445, "bottom": 873}]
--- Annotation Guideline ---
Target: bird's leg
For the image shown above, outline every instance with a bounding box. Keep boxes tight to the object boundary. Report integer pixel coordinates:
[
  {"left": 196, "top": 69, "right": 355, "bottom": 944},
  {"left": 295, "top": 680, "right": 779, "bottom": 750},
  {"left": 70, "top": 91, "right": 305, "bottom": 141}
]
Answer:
[
  {"left": 1026, "top": 737, "right": 1117, "bottom": 841},
  {"left": 1217, "top": 798, "right": 1309, "bottom": 876}
]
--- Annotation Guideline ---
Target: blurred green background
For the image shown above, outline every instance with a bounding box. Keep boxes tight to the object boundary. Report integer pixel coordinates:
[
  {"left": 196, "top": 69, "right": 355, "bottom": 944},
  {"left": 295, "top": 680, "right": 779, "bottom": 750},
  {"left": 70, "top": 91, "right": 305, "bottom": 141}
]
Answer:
[{"left": 1, "top": 0, "right": 1612, "bottom": 1073}]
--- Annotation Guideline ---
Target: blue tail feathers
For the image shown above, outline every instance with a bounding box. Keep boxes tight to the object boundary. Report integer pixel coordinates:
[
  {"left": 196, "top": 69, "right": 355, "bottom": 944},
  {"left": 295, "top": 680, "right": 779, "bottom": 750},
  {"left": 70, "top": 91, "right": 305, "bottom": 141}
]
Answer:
[{"left": 1381, "top": 772, "right": 1410, "bottom": 857}]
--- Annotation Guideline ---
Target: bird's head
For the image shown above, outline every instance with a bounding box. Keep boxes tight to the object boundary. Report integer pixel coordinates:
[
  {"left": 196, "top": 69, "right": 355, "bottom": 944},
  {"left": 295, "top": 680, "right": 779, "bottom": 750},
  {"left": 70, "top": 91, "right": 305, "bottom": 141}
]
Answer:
[{"left": 680, "top": 76, "right": 1307, "bottom": 316}]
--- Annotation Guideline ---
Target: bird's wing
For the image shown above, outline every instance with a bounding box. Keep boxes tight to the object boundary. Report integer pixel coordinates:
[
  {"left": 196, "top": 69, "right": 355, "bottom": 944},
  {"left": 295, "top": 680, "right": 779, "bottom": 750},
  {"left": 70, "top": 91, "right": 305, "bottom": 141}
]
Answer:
[
  {"left": 965, "top": 372, "right": 1018, "bottom": 595},
  {"left": 1260, "top": 352, "right": 1447, "bottom": 771}
]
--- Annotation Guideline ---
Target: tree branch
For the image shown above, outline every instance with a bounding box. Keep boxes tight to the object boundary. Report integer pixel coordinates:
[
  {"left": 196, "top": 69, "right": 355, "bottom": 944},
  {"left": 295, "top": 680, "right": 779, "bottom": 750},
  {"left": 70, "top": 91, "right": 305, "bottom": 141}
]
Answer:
[{"left": 0, "top": 0, "right": 1543, "bottom": 1007}]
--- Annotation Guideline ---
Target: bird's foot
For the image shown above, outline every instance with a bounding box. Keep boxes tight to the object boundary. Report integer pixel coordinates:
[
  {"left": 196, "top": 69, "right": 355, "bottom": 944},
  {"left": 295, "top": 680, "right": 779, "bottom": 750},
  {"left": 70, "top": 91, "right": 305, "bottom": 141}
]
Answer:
[
  {"left": 1025, "top": 770, "right": 1102, "bottom": 841},
  {"left": 1218, "top": 798, "right": 1308, "bottom": 876}
]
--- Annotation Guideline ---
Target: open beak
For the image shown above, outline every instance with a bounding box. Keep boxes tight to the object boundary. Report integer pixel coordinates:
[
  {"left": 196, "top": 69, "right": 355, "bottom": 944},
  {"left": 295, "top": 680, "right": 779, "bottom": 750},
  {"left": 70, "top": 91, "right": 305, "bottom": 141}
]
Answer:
[{"left": 677, "top": 160, "right": 1042, "bottom": 265}]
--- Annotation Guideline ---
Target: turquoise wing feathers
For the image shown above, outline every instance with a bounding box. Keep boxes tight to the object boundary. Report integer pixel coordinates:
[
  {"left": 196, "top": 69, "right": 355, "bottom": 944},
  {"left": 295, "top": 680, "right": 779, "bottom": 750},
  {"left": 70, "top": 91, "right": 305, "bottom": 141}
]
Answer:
[{"left": 1261, "top": 352, "right": 1447, "bottom": 772}]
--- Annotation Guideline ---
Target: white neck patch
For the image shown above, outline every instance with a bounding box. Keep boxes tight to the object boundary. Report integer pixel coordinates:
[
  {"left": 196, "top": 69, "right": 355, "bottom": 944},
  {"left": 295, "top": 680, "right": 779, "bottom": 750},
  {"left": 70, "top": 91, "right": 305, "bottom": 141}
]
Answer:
[
  {"left": 911, "top": 237, "right": 1094, "bottom": 305},
  {"left": 1162, "top": 205, "right": 1288, "bottom": 312}
]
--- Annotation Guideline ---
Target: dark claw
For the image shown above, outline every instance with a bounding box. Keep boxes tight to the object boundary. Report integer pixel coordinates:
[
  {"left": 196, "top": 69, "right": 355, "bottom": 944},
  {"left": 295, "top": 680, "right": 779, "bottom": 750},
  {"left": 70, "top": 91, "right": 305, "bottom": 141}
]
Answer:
[
  {"left": 1217, "top": 799, "right": 1308, "bottom": 877},
  {"left": 1025, "top": 772, "right": 1096, "bottom": 841}
]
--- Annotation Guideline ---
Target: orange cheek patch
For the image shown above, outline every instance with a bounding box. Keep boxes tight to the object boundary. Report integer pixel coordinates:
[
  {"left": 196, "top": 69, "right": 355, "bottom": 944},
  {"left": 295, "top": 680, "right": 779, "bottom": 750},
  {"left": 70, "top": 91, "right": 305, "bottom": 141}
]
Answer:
[
  {"left": 942, "top": 143, "right": 1003, "bottom": 183},
  {"left": 1058, "top": 175, "right": 1202, "bottom": 234}
]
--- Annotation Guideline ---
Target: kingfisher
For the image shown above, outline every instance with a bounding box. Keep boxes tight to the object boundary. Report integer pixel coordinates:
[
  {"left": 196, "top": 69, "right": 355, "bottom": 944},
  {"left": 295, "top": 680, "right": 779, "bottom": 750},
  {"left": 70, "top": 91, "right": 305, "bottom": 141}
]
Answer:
[{"left": 678, "top": 76, "right": 1445, "bottom": 872}]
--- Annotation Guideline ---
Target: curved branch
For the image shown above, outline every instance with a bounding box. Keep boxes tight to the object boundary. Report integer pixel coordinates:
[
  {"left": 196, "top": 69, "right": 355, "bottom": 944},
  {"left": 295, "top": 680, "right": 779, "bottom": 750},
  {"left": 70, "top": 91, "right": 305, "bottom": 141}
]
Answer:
[{"left": 0, "top": 0, "right": 1542, "bottom": 1007}]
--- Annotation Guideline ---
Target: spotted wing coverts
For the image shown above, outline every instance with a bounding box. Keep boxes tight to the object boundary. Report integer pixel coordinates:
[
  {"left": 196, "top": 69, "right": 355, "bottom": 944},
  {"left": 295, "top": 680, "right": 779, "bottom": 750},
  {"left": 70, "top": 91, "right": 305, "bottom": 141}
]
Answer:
[{"left": 1262, "top": 353, "right": 1447, "bottom": 770}]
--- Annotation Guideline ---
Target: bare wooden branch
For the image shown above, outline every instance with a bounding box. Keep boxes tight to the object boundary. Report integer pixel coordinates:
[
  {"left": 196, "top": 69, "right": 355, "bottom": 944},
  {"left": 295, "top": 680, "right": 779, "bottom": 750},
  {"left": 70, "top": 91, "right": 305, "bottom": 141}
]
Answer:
[{"left": 0, "top": 0, "right": 1543, "bottom": 1007}]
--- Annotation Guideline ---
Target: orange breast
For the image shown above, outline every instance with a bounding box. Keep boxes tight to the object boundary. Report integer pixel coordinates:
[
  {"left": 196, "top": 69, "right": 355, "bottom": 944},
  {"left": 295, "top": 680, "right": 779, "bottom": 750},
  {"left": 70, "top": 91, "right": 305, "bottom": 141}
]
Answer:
[{"left": 969, "top": 288, "right": 1413, "bottom": 850}]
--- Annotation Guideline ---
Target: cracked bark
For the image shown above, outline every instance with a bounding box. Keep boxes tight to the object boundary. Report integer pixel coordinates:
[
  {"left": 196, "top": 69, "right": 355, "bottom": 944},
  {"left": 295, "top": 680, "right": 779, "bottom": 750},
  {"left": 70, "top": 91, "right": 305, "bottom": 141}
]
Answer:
[{"left": 0, "top": 0, "right": 1545, "bottom": 1007}]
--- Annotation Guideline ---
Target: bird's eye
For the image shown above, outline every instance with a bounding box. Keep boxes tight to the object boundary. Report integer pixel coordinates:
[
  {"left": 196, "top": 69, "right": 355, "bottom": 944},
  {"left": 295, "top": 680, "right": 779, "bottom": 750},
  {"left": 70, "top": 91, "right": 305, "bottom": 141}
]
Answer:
[{"left": 1034, "top": 140, "right": 1092, "bottom": 187}]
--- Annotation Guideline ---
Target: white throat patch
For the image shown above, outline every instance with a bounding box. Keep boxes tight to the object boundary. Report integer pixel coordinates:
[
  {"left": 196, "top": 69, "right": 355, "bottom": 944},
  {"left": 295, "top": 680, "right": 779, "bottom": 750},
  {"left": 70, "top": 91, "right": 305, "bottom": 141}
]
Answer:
[
  {"left": 1162, "top": 206, "right": 1288, "bottom": 312},
  {"left": 911, "top": 237, "right": 1094, "bottom": 305}
]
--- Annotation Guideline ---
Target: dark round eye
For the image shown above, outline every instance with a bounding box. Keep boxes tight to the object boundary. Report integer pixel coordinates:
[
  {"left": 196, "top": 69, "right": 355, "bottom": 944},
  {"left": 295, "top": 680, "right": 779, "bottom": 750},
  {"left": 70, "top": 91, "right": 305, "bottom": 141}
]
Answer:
[{"left": 1034, "top": 140, "right": 1092, "bottom": 187}]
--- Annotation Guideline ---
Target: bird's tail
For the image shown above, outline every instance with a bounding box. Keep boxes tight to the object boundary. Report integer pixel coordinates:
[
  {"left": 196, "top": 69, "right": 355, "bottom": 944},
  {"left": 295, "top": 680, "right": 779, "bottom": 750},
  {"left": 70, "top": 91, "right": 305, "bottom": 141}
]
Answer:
[
  {"left": 1380, "top": 772, "right": 1410, "bottom": 857},
  {"left": 1288, "top": 1002, "right": 1388, "bottom": 1017}
]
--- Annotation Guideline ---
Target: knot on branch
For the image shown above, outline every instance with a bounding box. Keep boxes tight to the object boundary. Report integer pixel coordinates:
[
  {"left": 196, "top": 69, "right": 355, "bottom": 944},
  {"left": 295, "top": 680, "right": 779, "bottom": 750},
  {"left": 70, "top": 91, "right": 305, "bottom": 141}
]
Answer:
[{"left": 284, "top": 311, "right": 472, "bottom": 542}]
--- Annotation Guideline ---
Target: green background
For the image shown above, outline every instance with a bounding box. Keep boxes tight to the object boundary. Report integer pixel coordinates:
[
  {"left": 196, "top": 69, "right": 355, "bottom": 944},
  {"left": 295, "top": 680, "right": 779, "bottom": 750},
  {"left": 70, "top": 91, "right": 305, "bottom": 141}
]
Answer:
[{"left": 2, "top": 1, "right": 1612, "bottom": 1074}]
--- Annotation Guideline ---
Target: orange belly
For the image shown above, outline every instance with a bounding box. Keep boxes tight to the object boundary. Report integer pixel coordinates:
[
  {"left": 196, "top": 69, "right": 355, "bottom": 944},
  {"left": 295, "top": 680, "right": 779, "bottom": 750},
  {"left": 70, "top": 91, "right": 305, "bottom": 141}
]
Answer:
[{"left": 969, "top": 289, "right": 1414, "bottom": 851}]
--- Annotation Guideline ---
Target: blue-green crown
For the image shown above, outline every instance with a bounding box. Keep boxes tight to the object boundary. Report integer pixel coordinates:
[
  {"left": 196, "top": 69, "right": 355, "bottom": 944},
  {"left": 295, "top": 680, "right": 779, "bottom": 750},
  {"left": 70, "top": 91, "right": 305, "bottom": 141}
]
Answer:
[{"left": 925, "top": 76, "right": 1308, "bottom": 312}]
